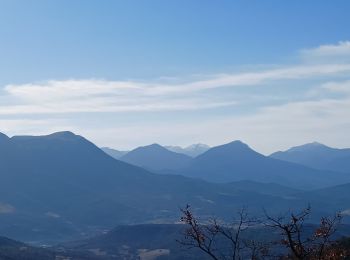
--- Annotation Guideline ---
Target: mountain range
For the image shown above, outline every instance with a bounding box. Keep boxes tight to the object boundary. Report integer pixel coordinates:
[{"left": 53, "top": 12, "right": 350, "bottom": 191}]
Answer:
[
  {"left": 101, "top": 143, "right": 210, "bottom": 161},
  {"left": 0, "top": 132, "right": 304, "bottom": 243},
  {"left": 1, "top": 131, "right": 350, "bottom": 245},
  {"left": 165, "top": 143, "right": 210, "bottom": 157},
  {"left": 176, "top": 140, "right": 350, "bottom": 188},
  {"left": 119, "top": 143, "right": 192, "bottom": 171},
  {"left": 270, "top": 142, "right": 350, "bottom": 173},
  {"left": 112, "top": 140, "right": 350, "bottom": 189}
]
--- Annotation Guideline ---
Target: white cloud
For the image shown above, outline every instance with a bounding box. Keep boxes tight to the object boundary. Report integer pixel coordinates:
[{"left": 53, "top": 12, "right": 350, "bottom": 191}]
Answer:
[
  {"left": 1, "top": 92, "right": 350, "bottom": 154},
  {"left": 1, "top": 41, "right": 350, "bottom": 153},
  {"left": 1, "top": 63, "right": 350, "bottom": 115},
  {"left": 2, "top": 79, "right": 239, "bottom": 114},
  {"left": 73, "top": 95, "right": 350, "bottom": 154},
  {"left": 322, "top": 80, "right": 350, "bottom": 94},
  {"left": 176, "top": 64, "right": 350, "bottom": 91},
  {"left": 300, "top": 41, "right": 350, "bottom": 63},
  {"left": 302, "top": 41, "right": 350, "bottom": 56}
]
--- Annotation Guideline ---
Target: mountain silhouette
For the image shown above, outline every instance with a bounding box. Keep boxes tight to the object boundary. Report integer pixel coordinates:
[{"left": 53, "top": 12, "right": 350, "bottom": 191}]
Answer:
[
  {"left": 0, "top": 131, "right": 160, "bottom": 242},
  {"left": 270, "top": 142, "right": 350, "bottom": 173},
  {"left": 1, "top": 132, "right": 349, "bottom": 244},
  {"left": 165, "top": 143, "right": 210, "bottom": 157},
  {"left": 0, "top": 132, "right": 299, "bottom": 243},
  {"left": 101, "top": 147, "right": 129, "bottom": 159},
  {"left": 120, "top": 143, "right": 192, "bottom": 171},
  {"left": 177, "top": 140, "right": 350, "bottom": 189}
]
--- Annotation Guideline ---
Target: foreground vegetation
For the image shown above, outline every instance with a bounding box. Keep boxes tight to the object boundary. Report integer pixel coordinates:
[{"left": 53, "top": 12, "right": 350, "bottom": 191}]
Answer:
[{"left": 180, "top": 205, "right": 350, "bottom": 259}]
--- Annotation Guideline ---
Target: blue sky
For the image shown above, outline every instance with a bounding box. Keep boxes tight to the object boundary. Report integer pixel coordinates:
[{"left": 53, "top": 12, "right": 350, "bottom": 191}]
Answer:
[{"left": 0, "top": 1, "right": 350, "bottom": 153}]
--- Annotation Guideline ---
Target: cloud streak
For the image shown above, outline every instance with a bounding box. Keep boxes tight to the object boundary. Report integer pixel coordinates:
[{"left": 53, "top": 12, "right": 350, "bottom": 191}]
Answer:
[
  {"left": 301, "top": 41, "right": 350, "bottom": 57},
  {"left": 1, "top": 41, "right": 350, "bottom": 152},
  {"left": 300, "top": 41, "right": 350, "bottom": 64},
  {"left": 322, "top": 80, "right": 350, "bottom": 94},
  {"left": 2, "top": 63, "right": 350, "bottom": 115}
]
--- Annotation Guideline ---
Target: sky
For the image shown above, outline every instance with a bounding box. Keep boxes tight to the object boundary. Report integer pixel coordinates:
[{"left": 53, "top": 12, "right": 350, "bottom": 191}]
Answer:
[{"left": 0, "top": 0, "right": 350, "bottom": 154}]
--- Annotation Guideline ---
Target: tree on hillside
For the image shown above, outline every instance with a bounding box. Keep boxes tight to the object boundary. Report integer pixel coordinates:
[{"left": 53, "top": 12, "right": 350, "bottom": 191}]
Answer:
[
  {"left": 265, "top": 206, "right": 344, "bottom": 259},
  {"left": 178, "top": 205, "right": 270, "bottom": 259},
  {"left": 179, "top": 205, "right": 349, "bottom": 260}
]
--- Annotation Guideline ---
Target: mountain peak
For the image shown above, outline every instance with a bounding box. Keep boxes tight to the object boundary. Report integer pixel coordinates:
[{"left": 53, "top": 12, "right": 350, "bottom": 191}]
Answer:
[
  {"left": 197, "top": 140, "right": 261, "bottom": 160},
  {"left": 148, "top": 143, "right": 163, "bottom": 148},
  {"left": 11, "top": 131, "right": 78, "bottom": 141},
  {"left": 228, "top": 140, "right": 245, "bottom": 145},
  {"left": 270, "top": 142, "right": 350, "bottom": 173},
  {"left": 44, "top": 131, "right": 85, "bottom": 142},
  {"left": 310, "top": 141, "right": 324, "bottom": 146},
  {"left": 120, "top": 143, "right": 191, "bottom": 171},
  {"left": 225, "top": 140, "right": 251, "bottom": 150},
  {"left": 287, "top": 142, "right": 331, "bottom": 152},
  {"left": 48, "top": 131, "right": 77, "bottom": 138},
  {"left": 123, "top": 143, "right": 172, "bottom": 157},
  {"left": 304, "top": 141, "right": 328, "bottom": 147},
  {"left": 165, "top": 143, "right": 210, "bottom": 157},
  {"left": 140, "top": 143, "right": 167, "bottom": 151}
]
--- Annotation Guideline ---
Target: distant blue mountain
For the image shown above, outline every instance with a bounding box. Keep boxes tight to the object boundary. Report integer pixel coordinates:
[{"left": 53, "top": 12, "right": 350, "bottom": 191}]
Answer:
[
  {"left": 165, "top": 143, "right": 210, "bottom": 157},
  {"left": 1, "top": 132, "right": 300, "bottom": 243},
  {"left": 101, "top": 147, "right": 129, "bottom": 159},
  {"left": 177, "top": 140, "right": 350, "bottom": 189},
  {"left": 270, "top": 142, "right": 350, "bottom": 173},
  {"left": 0, "top": 132, "right": 349, "bottom": 244},
  {"left": 120, "top": 143, "right": 192, "bottom": 171},
  {"left": 0, "top": 132, "right": 165, "bottom": 242}
]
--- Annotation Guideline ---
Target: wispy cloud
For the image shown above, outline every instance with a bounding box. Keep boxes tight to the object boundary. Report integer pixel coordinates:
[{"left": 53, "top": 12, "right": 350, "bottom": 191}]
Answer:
[
  {"left": 1, "top": 79, "right": 237, "bottom": 114},
  {"left": 321, "top": 80, "right": 350, "bottom": 94},
  {"left": 1, "top": 63, "right": 350, "bottom": 115},
  {"left": 300, "top": 41, "right": 350, "bottom": 63},
  {"left": 68, "top": 93, "right": 350, "bottom": 154},
  {"left": 1, "top": 41, "right": 350, "bottom": 152},
  {"left": 188, "top": 64, "right": 350, "bottom": 90},
  {"left": 302, "top": 41, "right": 350, "bottom": 57}
]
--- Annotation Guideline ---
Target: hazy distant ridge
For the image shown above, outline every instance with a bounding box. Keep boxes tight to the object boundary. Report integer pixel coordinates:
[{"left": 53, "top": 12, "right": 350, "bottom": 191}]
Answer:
[{"left": 270, "top": 142, "right": 350, "bottom": 173}]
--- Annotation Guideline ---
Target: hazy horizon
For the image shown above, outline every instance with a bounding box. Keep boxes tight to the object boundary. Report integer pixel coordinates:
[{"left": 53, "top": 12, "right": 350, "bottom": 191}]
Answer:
[{"left": 0, "top": 129, "right": 347, "bottom": 156}]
